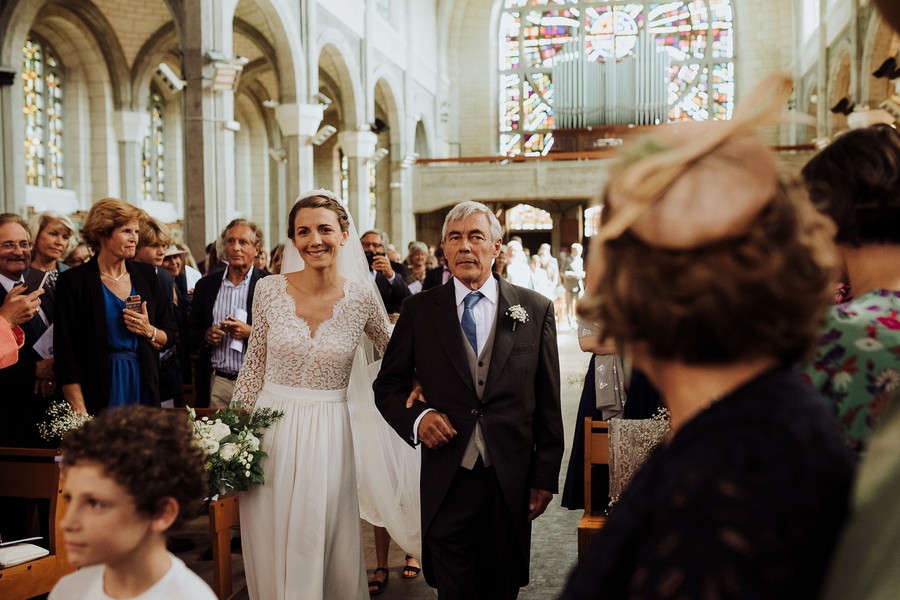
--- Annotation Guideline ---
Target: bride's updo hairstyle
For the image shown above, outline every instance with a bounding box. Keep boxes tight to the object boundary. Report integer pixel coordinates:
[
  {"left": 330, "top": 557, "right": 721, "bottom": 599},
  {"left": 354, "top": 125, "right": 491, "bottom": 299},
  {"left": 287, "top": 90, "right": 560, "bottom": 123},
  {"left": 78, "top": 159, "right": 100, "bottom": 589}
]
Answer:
[
  {"left": 578, "top": 75, "right": 837, "bottom": 366},
  {"left": 287, "top": 190, "right": 351, "bottom": 239}
]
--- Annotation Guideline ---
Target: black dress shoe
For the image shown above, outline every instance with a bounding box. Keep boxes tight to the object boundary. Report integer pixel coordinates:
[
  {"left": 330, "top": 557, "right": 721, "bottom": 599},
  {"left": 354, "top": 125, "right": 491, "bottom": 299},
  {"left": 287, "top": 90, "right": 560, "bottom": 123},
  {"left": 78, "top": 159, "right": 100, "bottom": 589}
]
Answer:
[{"left": 874, "top": 57, "right": 898, "bottom": 78}]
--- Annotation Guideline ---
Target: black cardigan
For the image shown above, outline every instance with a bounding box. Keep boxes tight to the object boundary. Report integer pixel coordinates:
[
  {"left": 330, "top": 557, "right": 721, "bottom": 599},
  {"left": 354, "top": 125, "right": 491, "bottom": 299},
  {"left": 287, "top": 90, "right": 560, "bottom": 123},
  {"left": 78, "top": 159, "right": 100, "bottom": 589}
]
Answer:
[{"left": 54, "top": 257, "right": 177, "bottom": 414}]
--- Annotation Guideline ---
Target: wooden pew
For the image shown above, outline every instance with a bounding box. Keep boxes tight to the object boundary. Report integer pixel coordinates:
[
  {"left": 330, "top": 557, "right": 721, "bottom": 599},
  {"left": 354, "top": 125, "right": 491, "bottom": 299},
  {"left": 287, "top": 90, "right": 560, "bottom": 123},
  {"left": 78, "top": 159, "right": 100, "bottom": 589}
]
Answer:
[
  {"left": 166, "top": 407, "right": 240, "bottom": 600},
  {"left": 207, "top": 495, "right": 239, "bottom": 600},
  {"left": 0, "top": 448, "right": 72, "bottom": 599},
  {"left": 577, "top": 418, "right": 609, "bottom": 559}
]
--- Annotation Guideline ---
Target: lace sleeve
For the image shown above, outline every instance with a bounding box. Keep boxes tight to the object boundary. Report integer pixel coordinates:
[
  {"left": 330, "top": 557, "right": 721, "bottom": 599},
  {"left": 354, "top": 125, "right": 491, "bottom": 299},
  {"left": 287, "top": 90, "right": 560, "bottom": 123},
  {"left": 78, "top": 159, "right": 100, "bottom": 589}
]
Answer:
[
  {"left": 364, "top": 287, "right": 392, "bottom": 355},
  {"left": 231, "top": 278, "right": 272, "bottom": 410}
]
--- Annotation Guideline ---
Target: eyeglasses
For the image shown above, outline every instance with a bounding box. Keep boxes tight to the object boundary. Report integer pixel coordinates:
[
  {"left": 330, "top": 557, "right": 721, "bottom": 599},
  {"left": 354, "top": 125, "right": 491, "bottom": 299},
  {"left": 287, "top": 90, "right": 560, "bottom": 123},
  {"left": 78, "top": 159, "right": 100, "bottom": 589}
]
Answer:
[{"left": 0, "top": 241, "right": 32, "bottom": 251}]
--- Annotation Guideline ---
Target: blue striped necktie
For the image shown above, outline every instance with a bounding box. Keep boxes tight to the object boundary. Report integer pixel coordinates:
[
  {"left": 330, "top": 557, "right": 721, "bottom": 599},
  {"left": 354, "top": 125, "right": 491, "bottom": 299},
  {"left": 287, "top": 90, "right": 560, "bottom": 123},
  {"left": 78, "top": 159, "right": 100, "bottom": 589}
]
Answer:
[{"left": 461, "top": 291, "right": 484, "bottom": 354}]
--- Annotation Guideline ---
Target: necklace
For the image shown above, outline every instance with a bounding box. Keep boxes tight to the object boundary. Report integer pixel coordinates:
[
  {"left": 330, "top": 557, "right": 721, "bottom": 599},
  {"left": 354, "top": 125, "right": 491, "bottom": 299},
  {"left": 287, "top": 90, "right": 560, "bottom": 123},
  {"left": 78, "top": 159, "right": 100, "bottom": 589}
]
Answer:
[{"left": 100, "top": 269, "right": 127, "bottom": 282}]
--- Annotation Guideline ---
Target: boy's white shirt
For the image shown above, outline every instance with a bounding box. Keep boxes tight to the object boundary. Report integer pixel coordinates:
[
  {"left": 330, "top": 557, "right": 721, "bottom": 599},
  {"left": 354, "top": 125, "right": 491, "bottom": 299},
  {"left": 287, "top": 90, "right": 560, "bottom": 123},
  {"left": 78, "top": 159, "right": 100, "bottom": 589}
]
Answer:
[{"left": 49, "top": 553, "right": 216, "bottom": 600}]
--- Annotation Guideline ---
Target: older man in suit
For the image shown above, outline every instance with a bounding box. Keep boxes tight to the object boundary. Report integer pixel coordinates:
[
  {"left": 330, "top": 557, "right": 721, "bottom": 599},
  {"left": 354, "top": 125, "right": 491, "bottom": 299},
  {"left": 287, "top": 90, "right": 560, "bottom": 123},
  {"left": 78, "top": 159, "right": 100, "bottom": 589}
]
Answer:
[
  {"left": 375, "top": 201, "right": 563, "bottom": 599},
  {"left": 190, "top": 219, "right": 268, "bottom": 409},
  {"left": 0, "top": 214, "right": 55, "bottom": 447}
]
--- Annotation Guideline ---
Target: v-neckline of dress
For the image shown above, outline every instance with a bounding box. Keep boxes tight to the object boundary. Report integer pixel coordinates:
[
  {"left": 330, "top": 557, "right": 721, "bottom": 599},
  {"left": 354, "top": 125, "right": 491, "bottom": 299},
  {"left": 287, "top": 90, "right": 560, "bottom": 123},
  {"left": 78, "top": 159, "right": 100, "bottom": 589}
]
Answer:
[{"left": 284, "top": 277, "right": 350, "bottom": 340}]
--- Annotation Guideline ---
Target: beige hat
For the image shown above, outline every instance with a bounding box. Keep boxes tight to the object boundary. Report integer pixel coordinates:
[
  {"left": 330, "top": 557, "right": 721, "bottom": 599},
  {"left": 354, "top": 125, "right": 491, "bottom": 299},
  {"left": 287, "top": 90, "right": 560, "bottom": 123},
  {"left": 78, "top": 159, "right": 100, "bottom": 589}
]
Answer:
[
  {"left": 164, "top": 245, "right": 188, "bottom": 257},
  {"left": 599, "top": 74, "right": 792, "bottom": 249}
]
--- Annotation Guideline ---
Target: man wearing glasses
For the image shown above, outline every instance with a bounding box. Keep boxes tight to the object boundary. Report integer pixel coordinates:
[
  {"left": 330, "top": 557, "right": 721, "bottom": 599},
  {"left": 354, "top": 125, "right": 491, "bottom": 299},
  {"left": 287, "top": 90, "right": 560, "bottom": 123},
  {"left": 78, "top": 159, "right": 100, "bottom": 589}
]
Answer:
[
  {"left": 360, "top": 229, "right": 410, "bottom": 317},
  {"left": 0, "top": 213, "right": 55, "bottom": 447}
]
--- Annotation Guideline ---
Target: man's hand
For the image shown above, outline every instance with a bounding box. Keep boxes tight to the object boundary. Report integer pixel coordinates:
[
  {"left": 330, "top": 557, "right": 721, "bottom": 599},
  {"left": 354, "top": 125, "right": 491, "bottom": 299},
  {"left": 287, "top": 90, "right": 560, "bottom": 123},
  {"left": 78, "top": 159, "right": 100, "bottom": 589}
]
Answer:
[
  {"left": 527, "top": 488, "right": 553, "bottom": 521},
  {"left": 0, "top": 285, "right": 43, "bottom": 325},
  {"left": 221, "top": 316, "right": 251, "bottom": 340},
  {"left": 417, "top": 411, "right": 457, "bottom": 449},
  {"left": 371, "top": 254, "right": 395, "bottom": 279},
  {"left": 205, "top": 325, "right": 225, "bottom": 346}
]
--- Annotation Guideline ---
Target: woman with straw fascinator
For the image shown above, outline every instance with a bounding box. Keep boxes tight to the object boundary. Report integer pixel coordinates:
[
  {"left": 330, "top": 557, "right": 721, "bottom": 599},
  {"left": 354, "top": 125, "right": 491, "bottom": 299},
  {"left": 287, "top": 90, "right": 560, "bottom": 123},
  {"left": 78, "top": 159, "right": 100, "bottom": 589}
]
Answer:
[{"left": 560, "top": 76, "right": 855, "bottom": 600}]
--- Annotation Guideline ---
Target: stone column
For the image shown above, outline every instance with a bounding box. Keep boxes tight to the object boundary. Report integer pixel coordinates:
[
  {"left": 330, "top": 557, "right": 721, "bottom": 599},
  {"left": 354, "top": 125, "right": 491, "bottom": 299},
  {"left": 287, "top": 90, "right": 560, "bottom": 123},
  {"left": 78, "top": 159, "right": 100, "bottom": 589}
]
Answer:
[
  {"left": 114, "top": 110, "right": 150, "bottom": 205},
  {"left": 337, "top": 130, "right": 377, "bottom": 231},
  {"left": 389, "top": 155, "right": 416, "bottom": 249},
  {"left": 275, "top": 102, "right": 323, "bottom": 199},
  {"left": 181, "top": 0, "right": 239, "bottom": 256}
]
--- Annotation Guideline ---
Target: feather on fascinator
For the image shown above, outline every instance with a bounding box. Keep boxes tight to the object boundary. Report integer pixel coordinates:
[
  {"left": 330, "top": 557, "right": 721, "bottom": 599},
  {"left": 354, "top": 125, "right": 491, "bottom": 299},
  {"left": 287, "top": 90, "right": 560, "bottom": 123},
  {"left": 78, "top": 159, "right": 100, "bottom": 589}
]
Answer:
[{"left": 599, "top": 74, "right": 794, "bottom": 249}]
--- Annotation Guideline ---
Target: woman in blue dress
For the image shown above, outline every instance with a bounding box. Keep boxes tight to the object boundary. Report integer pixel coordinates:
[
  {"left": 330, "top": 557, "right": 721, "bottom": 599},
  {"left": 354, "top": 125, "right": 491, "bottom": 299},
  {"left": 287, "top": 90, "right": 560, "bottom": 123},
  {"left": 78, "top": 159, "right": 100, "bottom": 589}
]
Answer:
[{"left": 55, "top": 198, "right": 176, "bottom": 414}]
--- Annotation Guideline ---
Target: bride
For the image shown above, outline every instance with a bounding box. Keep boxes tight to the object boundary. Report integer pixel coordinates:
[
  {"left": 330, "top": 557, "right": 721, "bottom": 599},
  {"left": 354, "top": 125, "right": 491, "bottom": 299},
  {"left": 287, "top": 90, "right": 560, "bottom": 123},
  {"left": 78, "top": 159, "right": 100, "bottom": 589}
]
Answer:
[{"left": 232, "top": 190, "right": 420, "bottom": 599}]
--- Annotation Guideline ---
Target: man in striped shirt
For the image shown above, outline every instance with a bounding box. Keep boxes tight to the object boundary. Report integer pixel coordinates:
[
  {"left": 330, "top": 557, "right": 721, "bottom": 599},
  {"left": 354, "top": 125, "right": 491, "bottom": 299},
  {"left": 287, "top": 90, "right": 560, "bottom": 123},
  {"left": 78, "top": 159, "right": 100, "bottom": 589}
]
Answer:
[{"left": 189, "top": 219, "right": 268, "bottom": 409}]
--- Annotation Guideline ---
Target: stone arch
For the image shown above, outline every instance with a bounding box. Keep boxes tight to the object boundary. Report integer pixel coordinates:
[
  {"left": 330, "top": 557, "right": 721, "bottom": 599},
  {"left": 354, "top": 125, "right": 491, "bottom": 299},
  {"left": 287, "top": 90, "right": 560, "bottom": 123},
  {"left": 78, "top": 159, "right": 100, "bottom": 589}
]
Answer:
[
  {"left": 862, "top": 9, "right": 900, "bottom": 107},
  {"left": 371, "top": 72, "right": 404, "bottom": 152},
  {"left": 3, "top": 0, "right": 129, "bottom": 107},
  {"left": 9, "top": 0, "right": 128, "bottom": 209},
  {"left": 130, "top": 22, "right": 180, "bottom": 111},
  {"left": 317, "top": 35, "right": 363, "bottom": 129},
  {"left": 231, "top": 0, "right": 303, "bottom": 104}
]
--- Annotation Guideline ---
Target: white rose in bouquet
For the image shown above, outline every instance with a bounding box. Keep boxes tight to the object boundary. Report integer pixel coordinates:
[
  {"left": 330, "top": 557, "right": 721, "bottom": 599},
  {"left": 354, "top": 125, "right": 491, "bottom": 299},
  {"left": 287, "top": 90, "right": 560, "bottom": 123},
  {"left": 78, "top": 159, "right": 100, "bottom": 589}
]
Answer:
[
  {"left": 219, "top": 442, "right": 240, "bottom": 461},
  {"left": 209, "top": 419, "right": 232, "bottom": 441},
  {"left": 243, "top": 432, "right": 260, "bottom": 452},
  {"left": 202, "top": 439, "right": 220, "bottom": 455}
]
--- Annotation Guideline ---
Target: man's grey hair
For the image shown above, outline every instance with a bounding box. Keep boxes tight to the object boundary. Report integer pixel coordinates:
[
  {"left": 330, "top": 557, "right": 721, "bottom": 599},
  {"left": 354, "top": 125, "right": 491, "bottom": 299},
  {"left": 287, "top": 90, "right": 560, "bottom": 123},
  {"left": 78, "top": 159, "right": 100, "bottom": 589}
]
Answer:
[
  {"left": 441, "top": 201, "right": 502, "bottom": 242},
  {"left": 361, "top": 229, "right": 390, "bottom": 245}
]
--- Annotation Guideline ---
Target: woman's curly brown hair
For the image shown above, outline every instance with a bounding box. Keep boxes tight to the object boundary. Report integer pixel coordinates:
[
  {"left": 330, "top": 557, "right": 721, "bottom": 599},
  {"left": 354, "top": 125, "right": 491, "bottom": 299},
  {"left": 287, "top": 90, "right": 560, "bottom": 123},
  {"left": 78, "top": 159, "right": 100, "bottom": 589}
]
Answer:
[
  {"left": 579, "top": 180, "right": 838, "bottom": 365},
  {"left": 61, "top": 406, "right": 208, "bottom": 529}
]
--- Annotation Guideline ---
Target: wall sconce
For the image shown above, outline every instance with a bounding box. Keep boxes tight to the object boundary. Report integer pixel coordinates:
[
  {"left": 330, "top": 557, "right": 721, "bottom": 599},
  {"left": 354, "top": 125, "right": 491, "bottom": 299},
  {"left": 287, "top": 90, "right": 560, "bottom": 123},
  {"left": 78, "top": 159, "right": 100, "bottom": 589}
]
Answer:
[
  {"left": 310, "top": 125, "right": 337, "bottom": 146},
  {"left": 262, "top": 99, "right": 279, "bottom": 108},
  {"left": 372, "top": 147, "right": 390, "bottom": 163},
  {"left": 207, "top": 54, "right": 249, "bottom": 92},
  {"left": 314, "top": 92, "right": 333, "bottom": 108},
  {"left": 156, "top": 62, "right": 185, "bottom": 92}
]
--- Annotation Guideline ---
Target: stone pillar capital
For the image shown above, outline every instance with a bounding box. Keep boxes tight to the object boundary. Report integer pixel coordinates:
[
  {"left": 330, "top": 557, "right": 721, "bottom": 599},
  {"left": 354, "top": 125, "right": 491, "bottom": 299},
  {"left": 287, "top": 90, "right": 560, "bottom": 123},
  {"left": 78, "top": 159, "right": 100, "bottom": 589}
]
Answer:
[
  {"left": 115, "top": 110, "right": 150, "bottom": 143},
  {"left": 275, "top": 103, "right": 324, "bottom": 137},
  {"left": 337, "top": 130, "right": 377, "bottom": 159}
]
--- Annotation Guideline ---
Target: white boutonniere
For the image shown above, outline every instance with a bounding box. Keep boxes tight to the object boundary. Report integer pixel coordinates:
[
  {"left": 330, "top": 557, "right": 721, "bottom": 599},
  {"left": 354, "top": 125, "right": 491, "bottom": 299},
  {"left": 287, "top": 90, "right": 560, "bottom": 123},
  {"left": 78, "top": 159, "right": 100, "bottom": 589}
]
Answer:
[{"left": 506, "top": 304, "right": 529, "bottom": 331}]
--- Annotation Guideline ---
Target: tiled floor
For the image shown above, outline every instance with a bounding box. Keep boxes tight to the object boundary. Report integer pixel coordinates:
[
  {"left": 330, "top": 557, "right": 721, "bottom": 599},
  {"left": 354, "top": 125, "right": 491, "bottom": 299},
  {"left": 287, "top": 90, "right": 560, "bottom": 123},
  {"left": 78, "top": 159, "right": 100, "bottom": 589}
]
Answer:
[{"left": 179, "top": 326, "right": 589, "bottom": 599}]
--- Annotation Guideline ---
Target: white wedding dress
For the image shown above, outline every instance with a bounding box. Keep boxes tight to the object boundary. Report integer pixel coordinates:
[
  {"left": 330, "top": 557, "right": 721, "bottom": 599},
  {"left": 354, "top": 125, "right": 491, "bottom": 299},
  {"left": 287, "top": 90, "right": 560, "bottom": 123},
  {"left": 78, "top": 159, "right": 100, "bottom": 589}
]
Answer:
[{"left": 233, "top": 275, "right": 396, "bottom": 600}]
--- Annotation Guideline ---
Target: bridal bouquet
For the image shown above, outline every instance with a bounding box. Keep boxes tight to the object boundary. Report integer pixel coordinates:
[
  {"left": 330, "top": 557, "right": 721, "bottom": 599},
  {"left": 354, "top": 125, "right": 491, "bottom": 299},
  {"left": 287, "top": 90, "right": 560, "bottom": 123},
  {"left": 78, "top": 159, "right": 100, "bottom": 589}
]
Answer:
[
  {"left": 187, "top": 406, "right": 284, "bottom": 497},
  {"left": 38, "top": 399, "right": 93, "bottom": 441}
]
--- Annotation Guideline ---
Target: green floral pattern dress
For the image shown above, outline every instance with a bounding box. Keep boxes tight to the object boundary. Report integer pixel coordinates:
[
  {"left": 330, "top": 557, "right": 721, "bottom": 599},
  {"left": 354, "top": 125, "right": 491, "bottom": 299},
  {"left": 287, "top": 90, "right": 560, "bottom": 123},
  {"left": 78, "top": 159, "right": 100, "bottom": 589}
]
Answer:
[{"left": 803, "top": 289, "right": 900, "bottom": 452}]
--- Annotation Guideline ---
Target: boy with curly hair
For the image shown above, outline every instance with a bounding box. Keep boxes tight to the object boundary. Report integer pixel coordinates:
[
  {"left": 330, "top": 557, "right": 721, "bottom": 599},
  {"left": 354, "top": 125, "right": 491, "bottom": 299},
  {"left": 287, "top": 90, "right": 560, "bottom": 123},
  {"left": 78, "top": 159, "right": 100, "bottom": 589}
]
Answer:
[{"left": 50, "top": 406, "right": 215, "bottom": 599}]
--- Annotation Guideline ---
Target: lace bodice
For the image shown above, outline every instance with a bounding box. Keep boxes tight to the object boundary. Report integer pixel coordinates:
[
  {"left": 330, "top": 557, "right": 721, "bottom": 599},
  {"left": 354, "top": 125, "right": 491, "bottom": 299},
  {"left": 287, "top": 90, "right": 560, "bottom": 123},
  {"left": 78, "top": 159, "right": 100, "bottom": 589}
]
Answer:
[{"left": 232, "top": 276, "right": 392, "bottom": 406}]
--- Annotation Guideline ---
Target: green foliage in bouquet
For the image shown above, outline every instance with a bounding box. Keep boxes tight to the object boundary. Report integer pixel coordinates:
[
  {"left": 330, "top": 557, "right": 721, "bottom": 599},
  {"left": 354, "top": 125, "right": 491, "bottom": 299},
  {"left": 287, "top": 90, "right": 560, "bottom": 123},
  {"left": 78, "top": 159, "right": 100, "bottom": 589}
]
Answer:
[
  {"left": 38, "top": 399, "right": 93, "bottom": 441},
  {"left": 187, "top": 406, "right": 284, "bottom": 497}
]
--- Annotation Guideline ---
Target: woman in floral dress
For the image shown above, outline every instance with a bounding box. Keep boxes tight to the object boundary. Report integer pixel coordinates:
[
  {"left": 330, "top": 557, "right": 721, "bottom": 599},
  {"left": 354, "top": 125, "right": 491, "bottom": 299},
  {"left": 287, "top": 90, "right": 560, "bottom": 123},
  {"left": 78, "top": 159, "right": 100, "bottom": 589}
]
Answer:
[{"left": 801, "top": 124, "right": 900, "bottom": 452}]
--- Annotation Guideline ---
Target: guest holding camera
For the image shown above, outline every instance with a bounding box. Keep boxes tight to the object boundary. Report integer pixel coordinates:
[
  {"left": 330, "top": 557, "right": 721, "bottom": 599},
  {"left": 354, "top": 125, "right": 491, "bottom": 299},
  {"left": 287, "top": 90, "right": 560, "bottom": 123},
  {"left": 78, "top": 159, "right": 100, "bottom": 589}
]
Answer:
[
  {"left": 361, "top": 229, "right": 410, "bottom": 317},
  {"left": 55, "top": 198, "right": 176, "bottom": 415}
]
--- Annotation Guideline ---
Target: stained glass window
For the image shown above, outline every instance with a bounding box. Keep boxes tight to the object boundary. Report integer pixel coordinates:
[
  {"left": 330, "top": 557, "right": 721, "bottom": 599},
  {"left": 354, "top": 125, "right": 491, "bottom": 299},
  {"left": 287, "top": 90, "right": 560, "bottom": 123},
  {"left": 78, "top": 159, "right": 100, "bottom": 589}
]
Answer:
[
  {"left": 22, "top": 35, "right": 65, "bottom": 188},
  {"left": 499, "top": 1, "right": 735, "bottom": 155},
  {"left": 141, "top": 91, "right": 166, "bottom": 202},
  {"left": 507, "top": 203, "right": 553, "bottom": 230}
]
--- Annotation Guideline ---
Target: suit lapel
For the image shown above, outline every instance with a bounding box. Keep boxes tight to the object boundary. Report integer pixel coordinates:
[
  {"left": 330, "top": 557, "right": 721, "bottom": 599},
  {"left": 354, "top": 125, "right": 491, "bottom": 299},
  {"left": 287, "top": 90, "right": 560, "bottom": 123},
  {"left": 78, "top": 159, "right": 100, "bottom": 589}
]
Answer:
[
  {"left": 428, "top": 282, "right": 476, "bottom": 395},
  {"left": 485, "top": 276, "right": 519, "bottom": 392}
]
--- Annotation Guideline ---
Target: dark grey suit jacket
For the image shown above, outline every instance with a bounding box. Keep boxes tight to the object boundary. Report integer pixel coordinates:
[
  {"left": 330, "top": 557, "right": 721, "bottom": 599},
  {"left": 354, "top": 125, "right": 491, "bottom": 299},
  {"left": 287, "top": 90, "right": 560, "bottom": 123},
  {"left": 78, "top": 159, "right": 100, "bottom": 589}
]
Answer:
[{"left": 374, "top": 273, "right": 563, "bottom": 586}]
